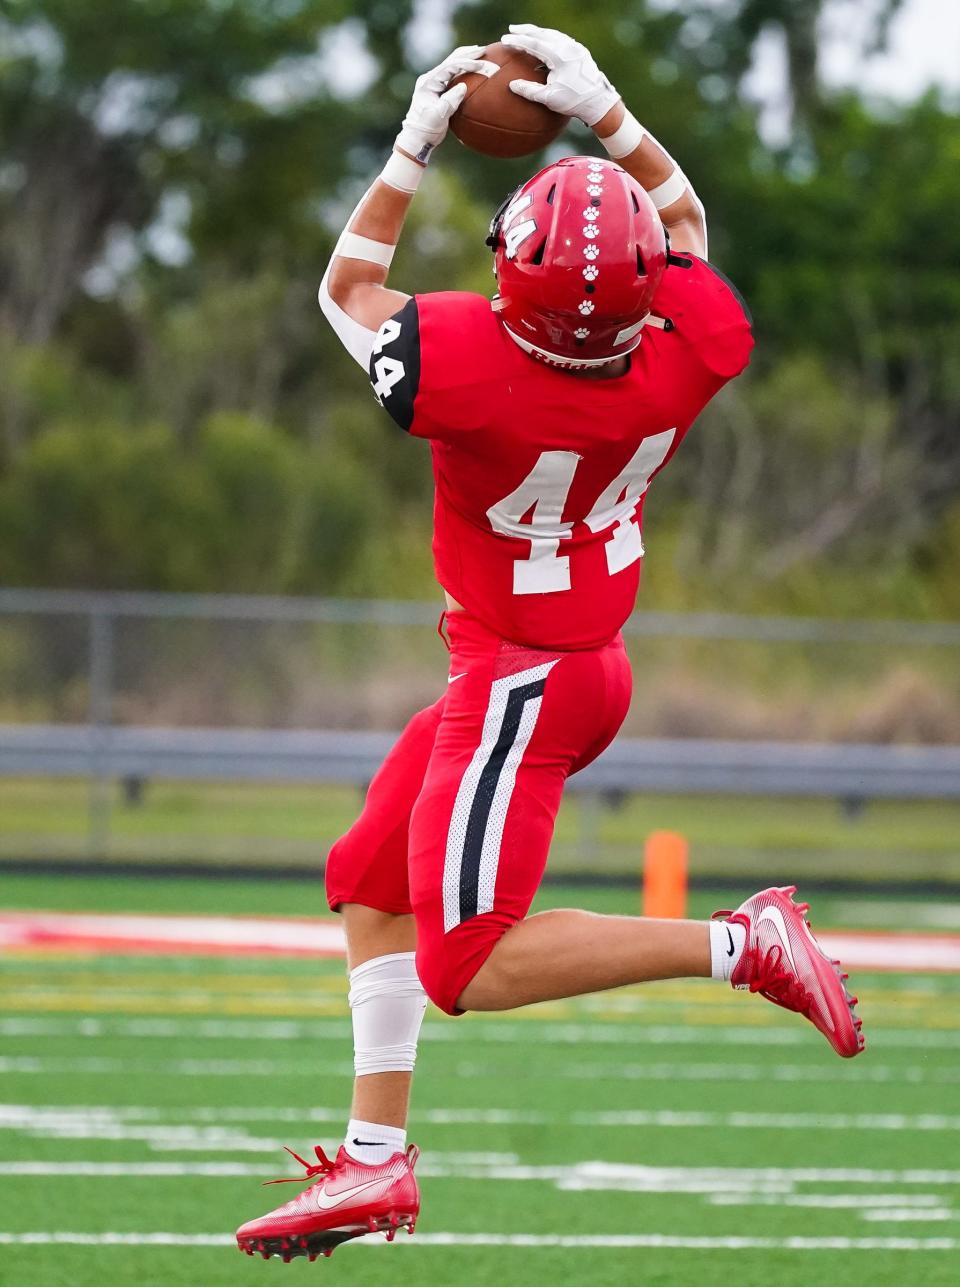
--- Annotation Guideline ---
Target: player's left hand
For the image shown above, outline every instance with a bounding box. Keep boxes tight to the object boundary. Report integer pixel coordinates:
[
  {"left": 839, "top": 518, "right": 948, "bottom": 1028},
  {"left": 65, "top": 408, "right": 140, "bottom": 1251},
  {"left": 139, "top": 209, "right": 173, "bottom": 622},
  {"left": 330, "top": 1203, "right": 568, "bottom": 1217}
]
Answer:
[
  {"left": 501, "top": 24, "right": 620, "bottom": 127},
  {"left": 396, "top": 46, "right": 498, "bottom": 163}
]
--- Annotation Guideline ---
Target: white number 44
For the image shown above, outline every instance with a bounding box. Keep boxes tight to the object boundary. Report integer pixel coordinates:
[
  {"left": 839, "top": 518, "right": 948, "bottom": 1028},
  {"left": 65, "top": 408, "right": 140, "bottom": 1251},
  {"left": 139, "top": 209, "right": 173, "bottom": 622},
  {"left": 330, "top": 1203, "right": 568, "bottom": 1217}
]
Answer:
[
  {"left": 371, "top": 317, "right": 405, "bottom": 402},
  {"left": 486, "top": 430, "right": 676, "bottom": 595}
]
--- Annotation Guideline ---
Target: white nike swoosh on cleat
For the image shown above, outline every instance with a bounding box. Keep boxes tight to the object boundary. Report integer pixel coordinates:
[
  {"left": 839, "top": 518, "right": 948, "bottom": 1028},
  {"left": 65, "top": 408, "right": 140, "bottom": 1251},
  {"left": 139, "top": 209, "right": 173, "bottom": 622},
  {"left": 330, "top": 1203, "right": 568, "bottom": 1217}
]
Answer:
[
  {"left": 756, "top": 906, "right": 799, "bottom": 974},
  {"left": 447, "top": 672, "right": 468, "bottom": 684},
  {"left": 315, "top": 1178, "right": 390, "bottom": 1212}
]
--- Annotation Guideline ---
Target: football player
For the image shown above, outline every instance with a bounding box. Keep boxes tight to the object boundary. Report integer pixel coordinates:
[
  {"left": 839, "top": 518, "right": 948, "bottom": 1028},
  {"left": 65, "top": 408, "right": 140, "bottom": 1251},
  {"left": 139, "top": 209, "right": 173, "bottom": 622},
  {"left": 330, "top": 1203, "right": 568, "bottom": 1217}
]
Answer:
[{"left": 237, "top": 24, "right": 864, "bottom": 1261}]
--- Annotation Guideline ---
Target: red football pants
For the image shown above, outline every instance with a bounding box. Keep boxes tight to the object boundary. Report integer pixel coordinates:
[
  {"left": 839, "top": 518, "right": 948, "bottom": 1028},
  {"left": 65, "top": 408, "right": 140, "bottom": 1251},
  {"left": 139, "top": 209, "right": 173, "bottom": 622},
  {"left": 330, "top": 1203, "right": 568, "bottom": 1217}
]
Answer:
[{"left": 325, "top": 611, "right": 632, "bottom": 1014}]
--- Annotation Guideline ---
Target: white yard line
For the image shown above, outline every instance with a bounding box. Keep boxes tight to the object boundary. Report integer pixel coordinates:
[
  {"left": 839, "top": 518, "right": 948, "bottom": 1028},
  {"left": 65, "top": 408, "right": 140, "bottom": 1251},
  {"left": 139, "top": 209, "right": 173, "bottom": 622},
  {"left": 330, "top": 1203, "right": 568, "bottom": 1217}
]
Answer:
[
  {"left": 570, "top": 1109, "right": 960, "bottom": 1132},
  {"left": 707, "top": 1193, "right": 948, "bottom": 1208},
  {"left": 476, "top": 1060, "right": 960, "bottom": 1086},
  {"left": 7, "top": 1101, "right": 960, "bottom": 1141},
  {"left": 3, "top": 1014, "right": 960, "bottom": 1051},
  {"left": 0, "top": 1149, "right": 955, "bottom": 1222},
  {"left": 2, "top": 1052, "right": 957, "bottom": 1087},
  {"left": 6, "top": 1098, "right": 957, "bottom": 1133},
  {"left": 2, "top": 1155, "right": 959, "bottom": 1191},
  {"left": 859, "top": 1210, "right": 954, "bottom": 1222},
  {"left": 0, "top": 1056, "right": 357, "bottom": 1078},
  {"left": 0, "top": 1231, "right": 955, "bottom": 1252}
]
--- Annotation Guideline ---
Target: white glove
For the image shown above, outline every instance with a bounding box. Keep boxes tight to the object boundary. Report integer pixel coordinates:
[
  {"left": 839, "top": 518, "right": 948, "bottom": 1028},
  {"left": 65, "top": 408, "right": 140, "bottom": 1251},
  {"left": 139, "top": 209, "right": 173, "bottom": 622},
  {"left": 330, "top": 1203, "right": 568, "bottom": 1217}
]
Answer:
[
  {"left": 501, "top": 24, "right": 620, "bottom": 127},
  {"left": 396, "top": 46, "right": 498, "bottom": 163}
]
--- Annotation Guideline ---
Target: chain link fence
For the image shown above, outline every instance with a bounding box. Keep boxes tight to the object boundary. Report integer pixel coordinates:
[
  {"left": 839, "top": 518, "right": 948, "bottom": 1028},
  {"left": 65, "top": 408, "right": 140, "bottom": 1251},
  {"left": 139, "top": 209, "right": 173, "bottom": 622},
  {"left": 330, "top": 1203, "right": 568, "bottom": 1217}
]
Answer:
[{"left": 2, "top": 590, "right": 959, "bottom": 882}]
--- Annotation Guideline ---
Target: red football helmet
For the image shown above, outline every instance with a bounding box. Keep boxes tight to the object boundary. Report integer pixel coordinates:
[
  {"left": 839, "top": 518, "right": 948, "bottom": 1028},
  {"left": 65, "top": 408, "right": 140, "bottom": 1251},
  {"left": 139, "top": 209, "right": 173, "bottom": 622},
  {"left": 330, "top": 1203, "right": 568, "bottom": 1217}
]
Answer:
[{"left": 487, "top": 156, "right": 667, "bottom": 369}]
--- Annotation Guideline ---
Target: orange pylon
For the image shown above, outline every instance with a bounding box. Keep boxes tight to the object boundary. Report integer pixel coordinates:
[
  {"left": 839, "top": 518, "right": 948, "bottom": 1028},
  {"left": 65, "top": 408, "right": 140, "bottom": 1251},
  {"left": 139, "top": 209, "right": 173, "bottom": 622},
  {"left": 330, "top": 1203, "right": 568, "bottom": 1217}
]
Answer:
[{"left": 642, "top": 830, "right": 688, "bottom": 919}]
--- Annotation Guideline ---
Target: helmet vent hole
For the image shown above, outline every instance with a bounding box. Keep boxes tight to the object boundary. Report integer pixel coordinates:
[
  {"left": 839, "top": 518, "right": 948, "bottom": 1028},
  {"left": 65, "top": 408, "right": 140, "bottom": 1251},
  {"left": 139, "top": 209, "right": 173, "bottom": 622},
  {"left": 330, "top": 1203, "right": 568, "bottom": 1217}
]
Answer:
[
  {"left": 531, "top": 237, "right": 548, "bottom": 266},
  {"left": 636, "top": 247, "right": 646, "bottom": 276},
  {"left": 546, "top": 183, "right": 557, "bottom": 205},
  {"left": 631, "top": 191, "right": 640, "bottom": 214}
]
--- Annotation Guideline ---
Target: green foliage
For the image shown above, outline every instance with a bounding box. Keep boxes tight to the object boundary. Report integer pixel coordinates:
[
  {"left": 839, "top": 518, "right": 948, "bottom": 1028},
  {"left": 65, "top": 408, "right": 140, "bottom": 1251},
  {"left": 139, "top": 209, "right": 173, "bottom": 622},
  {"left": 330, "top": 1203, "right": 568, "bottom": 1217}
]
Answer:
[
  {"left": 0, "top": 0, "right": 957, "bottom": 614},
  {"left": 0, "top": 420, "right": 207, "bottom": 588},
  {"left": 0, "top": 414, "right": 374, "bottom": 593}
]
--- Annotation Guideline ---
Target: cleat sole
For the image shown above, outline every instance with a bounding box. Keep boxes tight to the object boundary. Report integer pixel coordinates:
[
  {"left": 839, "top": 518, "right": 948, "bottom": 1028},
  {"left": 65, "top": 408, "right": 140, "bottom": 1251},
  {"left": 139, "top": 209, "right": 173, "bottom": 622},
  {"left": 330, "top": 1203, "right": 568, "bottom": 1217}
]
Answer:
[{"left": 237, "top": 1212, "right": 417, "bottom": 1262}]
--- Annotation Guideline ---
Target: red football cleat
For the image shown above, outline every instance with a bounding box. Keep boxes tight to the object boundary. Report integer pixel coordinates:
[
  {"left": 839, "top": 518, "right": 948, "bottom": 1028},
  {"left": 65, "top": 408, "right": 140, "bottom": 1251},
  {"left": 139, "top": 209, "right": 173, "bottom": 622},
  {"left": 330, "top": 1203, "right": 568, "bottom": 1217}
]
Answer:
[
  {"left": 713, "top": 885, "right": 865, "bottom": 1058},
  {"left": 236, "top": 1143, "right": 420, "bottom": 1261}
]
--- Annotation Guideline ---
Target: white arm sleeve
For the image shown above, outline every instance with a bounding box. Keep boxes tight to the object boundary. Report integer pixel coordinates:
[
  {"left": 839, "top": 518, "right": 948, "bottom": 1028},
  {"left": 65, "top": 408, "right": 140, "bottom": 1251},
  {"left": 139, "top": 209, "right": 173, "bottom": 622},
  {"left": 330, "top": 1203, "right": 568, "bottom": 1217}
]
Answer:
[
  {"left": 318, "top": 266, "right": 378, "bottom": 370},
  {"left": 686, "top": 181, "right": 708, "bottom": 261}
]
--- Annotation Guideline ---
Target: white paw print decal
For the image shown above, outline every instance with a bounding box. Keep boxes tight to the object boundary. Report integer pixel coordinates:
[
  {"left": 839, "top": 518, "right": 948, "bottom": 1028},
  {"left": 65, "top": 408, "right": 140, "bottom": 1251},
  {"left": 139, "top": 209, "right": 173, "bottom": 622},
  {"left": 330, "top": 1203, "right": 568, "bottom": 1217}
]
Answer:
[
  {"left": 588, "top": 162, "right": 604, "bottom": 173},
  {"left": 574, "top": 327, "right": 591, "bottom": 339},
  {"left": 583, "top": 264, "right": 599, "bottom": 281},
  {"left": 578, "top": 300, "right": 595, "bottom": 315},
  {"left": 587, "top": 184, "right": 603, "bottom": 196},
  {"left": 583, "top": 225, "right": 599, "bottom": 238},
  {"left": 583, "top": 244, "right": 600, "bottom": 259},
  {"left": 583, "top": 207, "right": 599, "bottom": 222}
]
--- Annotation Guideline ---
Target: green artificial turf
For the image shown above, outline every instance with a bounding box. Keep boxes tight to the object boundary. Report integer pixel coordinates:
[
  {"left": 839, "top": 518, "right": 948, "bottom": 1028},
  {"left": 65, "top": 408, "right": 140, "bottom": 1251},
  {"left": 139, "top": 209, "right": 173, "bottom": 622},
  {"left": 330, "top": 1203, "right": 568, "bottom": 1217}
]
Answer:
[{"left": 1, "top": 874, "right": 959, "bottom": 1285}]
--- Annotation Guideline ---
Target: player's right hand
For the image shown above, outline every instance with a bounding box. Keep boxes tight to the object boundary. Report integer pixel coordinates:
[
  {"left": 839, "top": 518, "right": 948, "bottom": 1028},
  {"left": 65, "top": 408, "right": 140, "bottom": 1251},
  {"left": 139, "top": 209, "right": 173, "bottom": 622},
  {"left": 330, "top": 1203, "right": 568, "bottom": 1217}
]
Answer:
[
  {"left": 396, "top": 46, "right": 498, "bottom": 164},
  {"left": 501, "top": 24, "right": 620, "bottom": 127}
]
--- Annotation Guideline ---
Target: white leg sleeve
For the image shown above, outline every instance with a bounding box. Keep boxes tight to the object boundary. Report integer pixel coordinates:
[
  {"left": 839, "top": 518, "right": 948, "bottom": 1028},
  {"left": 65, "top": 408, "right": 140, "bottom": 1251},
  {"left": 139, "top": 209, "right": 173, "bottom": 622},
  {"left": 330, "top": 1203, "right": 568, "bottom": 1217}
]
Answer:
[{"left": 348, "top": 952, "right": 427, "bottom": 1076}]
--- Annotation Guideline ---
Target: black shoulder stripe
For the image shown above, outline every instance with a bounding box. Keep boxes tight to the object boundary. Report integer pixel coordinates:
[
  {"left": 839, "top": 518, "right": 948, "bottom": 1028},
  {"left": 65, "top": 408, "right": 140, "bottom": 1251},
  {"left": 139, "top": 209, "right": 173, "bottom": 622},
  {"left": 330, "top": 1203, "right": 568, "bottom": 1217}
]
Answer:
[
  {"left": 699, "top": 257, "right": 753, "bottom": 327},
  {"left": 368, "top": 296, "right": 421, "bottom": 432}
]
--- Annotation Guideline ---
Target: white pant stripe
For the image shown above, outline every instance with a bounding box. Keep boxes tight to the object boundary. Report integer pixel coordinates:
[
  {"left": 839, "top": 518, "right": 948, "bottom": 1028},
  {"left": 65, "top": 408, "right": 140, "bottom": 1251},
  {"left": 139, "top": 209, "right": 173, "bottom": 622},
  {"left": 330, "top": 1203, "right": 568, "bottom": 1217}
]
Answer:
[{"left": 441, "top": 661, "right": 558, "bottom": 934}]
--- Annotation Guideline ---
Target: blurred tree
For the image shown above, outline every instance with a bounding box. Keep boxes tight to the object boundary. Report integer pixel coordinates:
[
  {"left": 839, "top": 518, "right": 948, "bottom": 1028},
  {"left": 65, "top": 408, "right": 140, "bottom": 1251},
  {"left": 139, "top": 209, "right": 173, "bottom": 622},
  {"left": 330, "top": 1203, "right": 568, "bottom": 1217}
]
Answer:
[
  {"left": 0, "top": 413, "right": 374, "bottom": 592},
  {"left": 0, "top": 0, "right": 956, "bottom": 617},
  {"left": 0, "top": 2, "right": 337, "bottom": 333},
  {"left": 690, "top": 0, "right": 905, "bottom": 136}
]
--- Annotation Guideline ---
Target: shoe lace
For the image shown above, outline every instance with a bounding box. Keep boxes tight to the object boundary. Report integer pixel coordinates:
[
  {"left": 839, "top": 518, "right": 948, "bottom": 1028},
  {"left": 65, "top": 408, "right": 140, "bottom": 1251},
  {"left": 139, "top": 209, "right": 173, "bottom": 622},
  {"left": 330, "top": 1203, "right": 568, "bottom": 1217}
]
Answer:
[
  {"left": 743, "top": 942, "right": 814, "bottom": 1014},
  {"left": 263, "top": 1144, "right": 337, "bottom": 1187}
]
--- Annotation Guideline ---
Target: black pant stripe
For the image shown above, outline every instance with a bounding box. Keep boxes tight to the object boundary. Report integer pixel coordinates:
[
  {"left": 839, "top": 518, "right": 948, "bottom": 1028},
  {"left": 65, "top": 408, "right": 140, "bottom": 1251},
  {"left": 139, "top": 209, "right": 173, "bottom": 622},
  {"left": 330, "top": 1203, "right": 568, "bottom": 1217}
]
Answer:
[{"left": 457, "top": 678, "right": 546, "bottom": 925}]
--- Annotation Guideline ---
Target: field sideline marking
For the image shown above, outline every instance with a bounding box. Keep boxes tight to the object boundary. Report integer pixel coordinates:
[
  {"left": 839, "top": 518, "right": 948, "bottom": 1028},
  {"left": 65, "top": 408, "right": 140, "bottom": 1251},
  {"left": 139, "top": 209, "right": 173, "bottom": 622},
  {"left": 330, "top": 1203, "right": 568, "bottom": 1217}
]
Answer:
[
  {"left": 0, "top": 1231, "right": 955, "bottom": 1252},
  {"left": 3, "top": 912, "right": 959, "bottom": 971},
  {"left": 0, "top": 913, "right": 346, "bottom": 957}
]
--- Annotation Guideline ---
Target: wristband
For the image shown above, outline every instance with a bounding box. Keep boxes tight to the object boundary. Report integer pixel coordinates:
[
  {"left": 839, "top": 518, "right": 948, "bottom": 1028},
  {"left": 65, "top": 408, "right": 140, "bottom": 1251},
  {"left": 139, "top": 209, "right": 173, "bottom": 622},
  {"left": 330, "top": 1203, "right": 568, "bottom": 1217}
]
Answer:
[
  {"left": 395, "top": 126, "right": 438, "bottom": 166},
  {"left": 599, "top": 109, "right": 646, "bottom": 159},
  {"left": 334, "top": 231, "right": 396, "bottom": 268},
  {"left": 647, "top": 167, "right": 687, "bottom": 210},
  {"left": 381, "top": 149, "right": 426, "bottom": 194}
]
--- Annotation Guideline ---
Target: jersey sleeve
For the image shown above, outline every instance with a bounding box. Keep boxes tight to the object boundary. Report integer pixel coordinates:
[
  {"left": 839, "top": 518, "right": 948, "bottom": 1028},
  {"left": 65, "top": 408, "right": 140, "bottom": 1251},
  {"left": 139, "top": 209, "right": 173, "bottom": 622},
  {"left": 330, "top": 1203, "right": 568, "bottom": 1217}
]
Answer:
[
  {"left": 655, "top": 254, "right": 754, "bottom": 388},
  {"left": 369, "top": 291, "right": 498, "bottom": 441}
]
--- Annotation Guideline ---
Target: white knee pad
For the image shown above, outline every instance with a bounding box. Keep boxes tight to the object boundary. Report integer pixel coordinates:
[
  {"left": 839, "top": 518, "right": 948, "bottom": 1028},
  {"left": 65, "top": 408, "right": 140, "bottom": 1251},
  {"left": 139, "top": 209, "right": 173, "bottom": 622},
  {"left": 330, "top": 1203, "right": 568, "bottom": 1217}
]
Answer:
[{"left": 348, "top": 952, "right": 427, "bottom": 1076}]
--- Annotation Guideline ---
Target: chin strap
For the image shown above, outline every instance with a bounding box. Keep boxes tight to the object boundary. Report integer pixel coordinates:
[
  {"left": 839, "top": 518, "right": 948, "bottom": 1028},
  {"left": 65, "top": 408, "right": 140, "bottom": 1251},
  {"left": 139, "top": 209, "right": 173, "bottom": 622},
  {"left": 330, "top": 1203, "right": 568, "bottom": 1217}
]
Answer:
[{"left": 500, "top": 318, "right": 647, "bottom": 370}]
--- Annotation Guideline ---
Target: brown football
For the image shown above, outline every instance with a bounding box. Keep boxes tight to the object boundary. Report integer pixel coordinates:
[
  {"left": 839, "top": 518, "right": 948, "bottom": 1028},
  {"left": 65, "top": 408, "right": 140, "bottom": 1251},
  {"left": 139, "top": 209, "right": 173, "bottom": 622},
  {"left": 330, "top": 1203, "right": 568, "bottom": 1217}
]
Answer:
[{"left": 449, "top": 42, "right": 566, "bottom": 159}]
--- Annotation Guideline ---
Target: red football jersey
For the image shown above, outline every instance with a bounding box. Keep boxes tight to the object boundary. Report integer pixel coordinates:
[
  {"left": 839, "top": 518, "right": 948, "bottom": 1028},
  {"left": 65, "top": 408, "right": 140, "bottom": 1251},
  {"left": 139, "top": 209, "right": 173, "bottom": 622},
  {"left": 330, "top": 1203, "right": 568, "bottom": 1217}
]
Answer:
[{"left": 369, "top": 254, "right": 753, "bottom": 650}]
